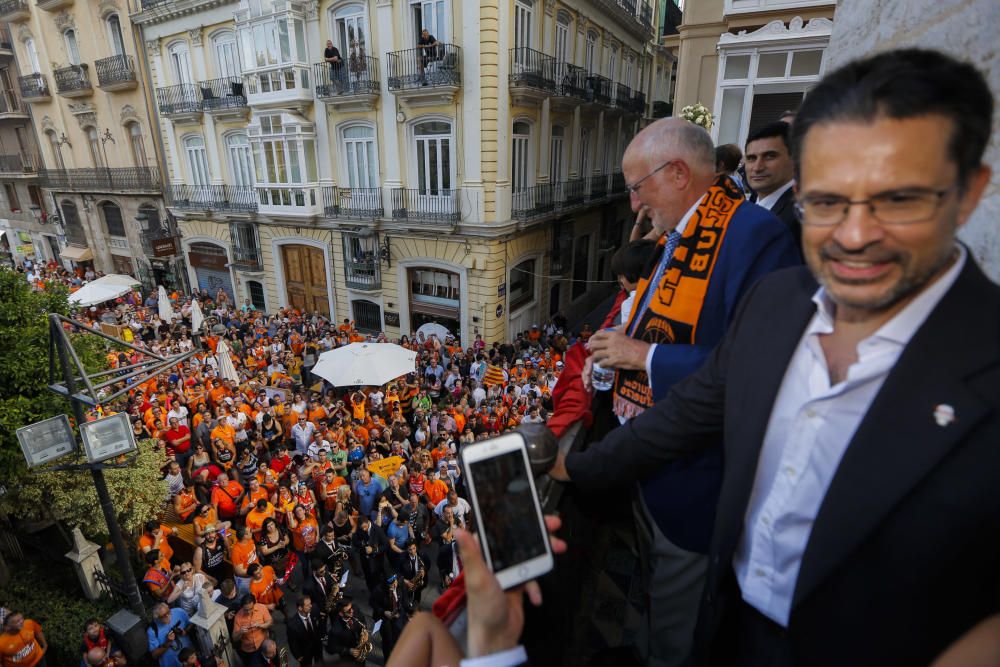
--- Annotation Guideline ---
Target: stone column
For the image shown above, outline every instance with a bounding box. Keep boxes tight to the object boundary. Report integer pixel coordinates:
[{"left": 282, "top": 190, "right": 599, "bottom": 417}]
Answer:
[
  {"left": 376, "top": 0, "right": 403, "bottom": 213},
  {"left": 64, "top": 526, "right": 104, "bottom": 601},
  {"left": 188, "top": 589, "right": 236, "bottom": 666},
  {"left": 461, "top": 0, "right": 483, "bottom": 222}
]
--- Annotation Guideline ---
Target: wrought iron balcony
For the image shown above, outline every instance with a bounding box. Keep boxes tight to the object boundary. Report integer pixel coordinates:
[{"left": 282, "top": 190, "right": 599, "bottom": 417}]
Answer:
[
  {"left": 0, "top": 88, "right": 26, "bottom": 117},
  {"left": 512, "top": 184, "right": 557, "bottom": 222},
  {"left": 586, "top": 75, "right": 613, "bottom": 106},
  {"left": 509, "top": 48, "right": 557, "bottom": 92},
  {"left": 322, "top": 186, "right": 383, "bottom": 220},
  {"left": 344, "top": 256, "right": 382, "bottom": 291},
  {"left": 0, "top": 25, "right": 12, "bottom": 51},
  {"left": 611, "top": 171, "right": 627, "bottom": 194},
  {"left": 18, "top": 73, "right": 49, "bottom": 101},
  {"left": 552, "top": 63, "right": 588, "bottom": 105},
  {"left": 387, "top": 44, "right": 461, "bottom": 91},
  {"left": 231, "top": 245, "right": 262, "bottom": 272},
  {"left": 199, "top": 76, "right": 247, "bottom": 116},
  {"left": 38, "top": 167, "right": 160, "bottom": 193},
  {"left": 95, "top": 55, "right": 137, "bottom": 91},
  {"left": 630, "top": 90, "right": 646, "bottom": 115},
  {"left": 0, "top": 153, "right": 37, "bottom": 174},
  {"left": 589, "top": 173, "right": 608, "bottom": 199},
  {"left": 390, "top": 188, "right": 460, "bottom": 223},
  {"left": 168, "top": 184, "right": 258, "bottom": 213},
  {"left": 53, "top": 64, "right": 92, "bottom": 97},
  {"left": 140, "top": 0, "right": 171, "bottom": 7},
  {"left": 0, "top": 0, "right": 29, "bottom": 21},
  {"left": 615, "top": 82, "right": 632, "bottom": 109},
  {"left": 313, "top": 56, "right": 380, "bottom": 109},
  {"left": 156, "top": 83, "right": 200, "bottom": 117},
  {"left": 557, "top": 178, "right": 588, "bottom": 208}
]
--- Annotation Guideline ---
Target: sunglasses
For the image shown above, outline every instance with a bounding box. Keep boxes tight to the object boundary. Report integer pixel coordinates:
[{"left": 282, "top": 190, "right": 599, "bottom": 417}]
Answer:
[{"left": 181, "top": 568, "right": 193, "bottom": 574}]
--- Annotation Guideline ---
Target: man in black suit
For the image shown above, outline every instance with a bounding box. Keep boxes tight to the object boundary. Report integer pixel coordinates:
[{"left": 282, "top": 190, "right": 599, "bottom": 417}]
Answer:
[
  {"left": 370, "top": 574, "right": 412, "bottom": 660},
  {"left": 285, "top": 596, "right": 324, "bottom": 667},
  {"left": 745, "top": 121, "right": 800, "bottom": 246},
  {"left": 553, "top": 48, "right": 998, "bottom": 666},
  {"left": 352, "top": 515, "right": 388, "bottom": 590},
  {"left": 399, "top": 541, "right": 430, "bottom": 609},
  {"left": 302, "top": 558, "right": 339, "bottom": 626},
  {"left": 326, "top": 598, "right": 371, "bottom": 663}
]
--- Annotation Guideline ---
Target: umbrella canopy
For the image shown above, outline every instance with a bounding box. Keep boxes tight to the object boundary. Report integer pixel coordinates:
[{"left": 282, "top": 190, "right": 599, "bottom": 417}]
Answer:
[
  {"left": 191, "top": 299, "right": 205, "bottom": 333},
  {"left": 68, "top": 274, "right": 140, "bottom": 307},
  {"left": 416, "top": 322, "right": 451, "bottom": 342},
  {"left": 158, "top": 285, "right": 175, "bottom": 322},
  {"left": 215, "top": 339, "right": 240, "bottom": 382},
  {"left": 312, "top": 342, "right": 416, "bottom": 387}
]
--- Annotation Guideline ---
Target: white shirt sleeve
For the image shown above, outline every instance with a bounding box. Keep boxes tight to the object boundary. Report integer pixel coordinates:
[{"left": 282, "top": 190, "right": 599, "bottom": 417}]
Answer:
[
  {"left": 645, "top": 343, "right": 658, "bottom": 391},
  {"left": 460, "top": 646, "right": 528, "bottom": 667}
]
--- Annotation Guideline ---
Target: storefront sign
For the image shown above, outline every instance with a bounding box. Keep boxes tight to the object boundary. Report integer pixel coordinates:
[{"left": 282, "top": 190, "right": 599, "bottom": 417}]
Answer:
[
  {"left": 152, "top": 237, "right": 177, "bottom": 257},
  {"left": 188, "top": 250, "right": 229, "bottom": 271},
  {"left": 384, "top": 311, "right": 400, "bottom": 327}
]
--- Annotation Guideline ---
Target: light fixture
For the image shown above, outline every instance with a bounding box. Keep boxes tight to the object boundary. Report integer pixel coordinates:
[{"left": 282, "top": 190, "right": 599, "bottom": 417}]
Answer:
[
  {"left": 28, "top": 204, "right": 43, "bottom": 223},
  {"left": 396, "top": 110, "right": 406, "bottom": 123},
  {"left": 56, "top": 132, "right": 72, "bottom": 148},
  {"left": 134, "top": 212, "right": 148, "bottom": 231},
  {"left": 378, "top": 234, "right": 391, "bottom": 267}
]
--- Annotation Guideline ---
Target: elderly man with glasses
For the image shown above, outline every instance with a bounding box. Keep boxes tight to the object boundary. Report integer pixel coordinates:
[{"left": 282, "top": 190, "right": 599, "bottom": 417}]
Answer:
[{"left": 582, "top": 116, "right": 801, "bottom": 667}]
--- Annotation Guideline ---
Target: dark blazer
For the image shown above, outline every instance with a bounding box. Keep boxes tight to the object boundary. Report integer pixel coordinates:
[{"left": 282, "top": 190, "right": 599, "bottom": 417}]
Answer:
[
  {"left": 285, "top": 608, "right": 324, "bottom": 662},
  {"left": 302, "top": 571, "right": 338, "bottom": 609},
  {"left": 768, "top": 186, "right": 801, "bottom": 247},
  {"left": 352, "top": 523, "right": 388, "bottom": 557},
  {"left": 325, "top": 611, "right": 368, "bottom": 659},
  {"left": 567, "top": 257, "right": 1000, "bottom": 666}
]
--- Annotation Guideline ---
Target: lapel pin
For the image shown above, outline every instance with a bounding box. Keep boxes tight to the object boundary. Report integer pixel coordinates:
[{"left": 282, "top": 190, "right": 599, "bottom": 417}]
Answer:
[{"left": 933, "top": 404, "right": 956, "bottom": 427}]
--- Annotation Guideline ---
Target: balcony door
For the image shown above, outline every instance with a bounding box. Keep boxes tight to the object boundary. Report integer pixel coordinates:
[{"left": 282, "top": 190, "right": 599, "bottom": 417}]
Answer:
[
  {"left": 513, "top": 0, "right": 533, "bottom": 71},
  {"left": 106, "top": 15, "right": 126, "bottom": 58},
  {"left": 413, "top": 120, "right": 454, "bottom": 214},
  {"left": 168, "top": 42, "right": 194, "bottom": 85},
  {"left": 281, "top": 244, "right": 330, "bottom": 317},
  {"left": 226, "top": 133, "right": 254, "bottom": 187},
  {"left": 64, "top": 30, "right": 81, "bottom": 66},
  {"left": 342, "top": 124, "right": 380, "bottom": 213},
  {"left": 24, "top": 38, "right": 41, "bottom": 74},
  {"left": 213, "top": 32, "right": 241, "bottom": 79},
  {"left": 334, "top": 5, "right": 369, "bottom": 60},
  {"left": 554, "top": 12, "right": 570, "bottom": 82},
  {"left": 184, "top": 135, "right": 211, "bottom": 201},
  {"left": 410, "top": 0, "right": 447, "bottom": 43}
]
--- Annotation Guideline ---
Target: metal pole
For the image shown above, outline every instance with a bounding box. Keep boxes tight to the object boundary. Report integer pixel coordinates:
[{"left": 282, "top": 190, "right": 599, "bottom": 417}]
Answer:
[{"left": 50, "top": 315, "right": 146, "bottom": 616}]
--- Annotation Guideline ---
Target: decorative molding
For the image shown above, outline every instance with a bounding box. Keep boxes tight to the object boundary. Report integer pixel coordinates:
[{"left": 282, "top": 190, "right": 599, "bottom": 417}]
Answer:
[
  {"left": 187, "top": 28, "right": 203, "bottom": 46},
  {"left": 718, "top": 16, "right": 834, "bottom": 46},
  {"left": 69, "top": 103, "right": 98, "bottom": 130},
  {"left": 303, "top": 0, "right": 319, "bottom": 19},
  {"left": 40, "top": 116, "right": 56, "bottom": 133},
  {"left": 146, "top": 39, "right": 160, "bottom": 58},
  {"left": 16, "top": 24, "right": 32, "bottom": 44},
  {"left": 97, "top": 0, "right": 120, "bottom": 18},
  {"left": 576, "top": 11, "right": 588, "bottom": 33},
  {"left": 120, "top": 104, "right": 140, "bottom": 125},
  {"left": 54, "top": 11, "right": 76, "bottom": 32},
  {"left": 543, "top": 0, "right": 555, "bottom": 17}
]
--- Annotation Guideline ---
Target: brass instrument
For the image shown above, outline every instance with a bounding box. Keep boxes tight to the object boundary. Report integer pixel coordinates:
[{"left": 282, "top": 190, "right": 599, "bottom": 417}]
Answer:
[
  {"left": 353, "top": 623, "right": 373, "bottom": 663},
  {"left": 406, "top": 557, "right": 425, "bottom": 610}
]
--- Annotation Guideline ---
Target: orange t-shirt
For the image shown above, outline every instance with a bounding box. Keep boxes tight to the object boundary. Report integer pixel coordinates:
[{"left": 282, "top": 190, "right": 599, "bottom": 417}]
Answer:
[
  {"left": 290, "top": 517, "right": 320, "bottom": 553},
  {"left": 211, "top": 480, "right": 244, "bottom": 518},
  {"left": 322, "top": 477, "right": 349, "bottom": 510},
  {"left": 211, "top": 422, "right": 236, "bottom": 447},
  {"left": 230, "top": 539, "right": 259, "bottom": 576},
  {"left": 425, "top": 479, "right": 449, "bottom": 506},
  {"left": 0, "top": 619, "right": 45, "bottom": 667},
  {"left": 138, "top": 525, "right": 174, "bottom": 564},
  {"left": 246, "top": 505, "right": 275, "bottom": 536},
  {"left": 249, "top": 565, "right": 284, "bottom": 606}
]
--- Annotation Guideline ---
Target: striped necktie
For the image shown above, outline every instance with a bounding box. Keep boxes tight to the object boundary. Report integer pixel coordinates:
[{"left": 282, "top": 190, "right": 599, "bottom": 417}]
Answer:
[{"left": 628, "top": 230, "right": 682, "bottom": 337}]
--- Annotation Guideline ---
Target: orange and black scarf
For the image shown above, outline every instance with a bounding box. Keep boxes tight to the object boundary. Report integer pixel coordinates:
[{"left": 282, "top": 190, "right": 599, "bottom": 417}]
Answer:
[{"left": 613, "top": 176, "right": 743, "bottom": 419}]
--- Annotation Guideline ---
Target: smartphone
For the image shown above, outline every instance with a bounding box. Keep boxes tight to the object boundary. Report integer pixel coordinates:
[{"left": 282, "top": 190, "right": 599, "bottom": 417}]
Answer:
[{"left": 460, "top": 432, "right": 553, "bottom": 589}]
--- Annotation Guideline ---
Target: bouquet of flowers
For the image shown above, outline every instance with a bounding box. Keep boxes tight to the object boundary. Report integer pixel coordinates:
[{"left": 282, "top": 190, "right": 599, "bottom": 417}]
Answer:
[{"left": 680, "top": 102, "right": 714, "bottom": 130}]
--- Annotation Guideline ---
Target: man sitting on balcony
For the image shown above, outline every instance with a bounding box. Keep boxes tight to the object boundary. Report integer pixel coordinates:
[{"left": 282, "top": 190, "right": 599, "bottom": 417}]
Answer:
[{"left": 324, "top": 40, "right": 345, "bottom": 94}]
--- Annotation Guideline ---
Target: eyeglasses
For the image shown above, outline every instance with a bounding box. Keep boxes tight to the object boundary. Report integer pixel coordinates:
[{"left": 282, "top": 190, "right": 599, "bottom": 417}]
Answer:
[
  {"left": 181, "top": 568, "right": 192, "bottom": 574},
  {"left": 626, "top": 160, "right": 678, "bottom": 194},
  {"left": 794, "top": 187, "right": 955, "bottom": 227}
]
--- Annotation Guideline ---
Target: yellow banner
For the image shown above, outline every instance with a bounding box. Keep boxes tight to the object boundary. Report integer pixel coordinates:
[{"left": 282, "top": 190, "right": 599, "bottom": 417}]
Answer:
[{"left": 367, "top": 456, "right": 405, "bottom": 479}]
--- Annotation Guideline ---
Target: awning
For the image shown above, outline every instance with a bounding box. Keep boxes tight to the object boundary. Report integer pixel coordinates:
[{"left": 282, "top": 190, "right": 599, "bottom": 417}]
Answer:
[
  {"left": 69, "top": 274, "right": 140, "bottom": 307},
  {"left": 60, "top": 245, "right": 94, "bottom": 262}
]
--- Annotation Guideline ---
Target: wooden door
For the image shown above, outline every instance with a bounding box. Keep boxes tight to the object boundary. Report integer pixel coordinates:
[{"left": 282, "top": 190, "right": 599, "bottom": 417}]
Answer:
[{"left": 282, "top": 245, "right": 330, "bottom": 317}]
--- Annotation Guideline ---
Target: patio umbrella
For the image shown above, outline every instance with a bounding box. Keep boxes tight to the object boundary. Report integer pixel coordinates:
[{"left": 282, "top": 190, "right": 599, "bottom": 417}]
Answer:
[
  {"left": 68, "top": 274, "right": 140, "bottom": 307},
  {"left": 416, "top": 322, "right": 451, "bottom": 342},
  {"left": 190, "top": 299, "right": 205, "bottom": 333},
  {"left": 158, "top": 286, "right": 175, "bottom": 322},
  {"left": 311, "top": 342, "right": 416, "bottom": 387},
  {"left": 215, "top": 339, "right": 240, "bottom": 382}
]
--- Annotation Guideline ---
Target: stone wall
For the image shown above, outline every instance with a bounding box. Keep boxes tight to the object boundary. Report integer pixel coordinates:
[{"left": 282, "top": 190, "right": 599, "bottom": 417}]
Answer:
[{"left": 825, "top": 0, "right": 1000, "bottom": 281}]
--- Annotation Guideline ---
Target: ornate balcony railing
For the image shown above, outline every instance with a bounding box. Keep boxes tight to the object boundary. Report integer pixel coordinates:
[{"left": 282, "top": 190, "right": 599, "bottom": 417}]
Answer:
[
  {"left": 509, "top": 48, "right": 557, "bottom": 91},
  {"left": 557, "top": 178, "right": 588, "bottom": 207},
  {"left": 555, "top": 63, "right": 588, "bottom": 100},
  {"left": 313, "top": 55, "right": 380, "bottom": 98},
  {"left": 53, "top": 64, "right": 92, "bottom": 95},
  {"left": 630, "top": 90, "right": 646, "bottom": 114},
  {"left": 199, "top": 76, "right": 247, "bottom": 111},
  {"left": 0, "top": 0, "right": 29, "bottom": 21},
  {"left": 586, "top": 74, "right": 613, "bottom": 106},
  {"left": 231, "top": 245, "right": 262, "bottom": 272},
  {"left": 18, "top": 73, "right": 49, "bottom": 99},
  {"left": 0, "top": 25, "right": 12, "bottom": 50},
  {"left": 0, "top": 88, "right": 22, "bottom": 114},
  {"left": 611, "top": 171, "right": 626, "bottom": 194},
  {"left": 95, "top": 54, "right": 136, "bottom": 88},
  {"left": 589, "top": 173, "right": 608, "bottom": 199},
  {"left": 156, "top": 84, "right": 200, "bottom": 115},
  {"left": 512, "top": 184, "right": 557, "bottom": 222},
  {"left": 615, "top": 82, "right": 632, "bottom": 109},
  {"left": 38, "top": 167, "right": 160, "bottom": 192},
  {"left": 387, "top": 43, "right": 461, "bottom": 91},
  {"left": 0, "top": 153, "right": 37, "bottom": 173},
  {"left": 390, "top": 188, "right": 460, "bottom": 223},
  {"left": 344, "top": 257, "right": 382, "bottom": 291},
  {"left": 168, "top": 184, "right": 257, "bottom": 212},
  {"left": 322, "top": 186, "right": 383, "bottom": 219}
]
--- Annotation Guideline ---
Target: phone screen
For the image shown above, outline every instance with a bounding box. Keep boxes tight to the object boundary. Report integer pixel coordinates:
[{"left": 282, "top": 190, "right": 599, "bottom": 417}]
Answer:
[{"left": 467, "top": 449, "right": 547, "bottom": 572}]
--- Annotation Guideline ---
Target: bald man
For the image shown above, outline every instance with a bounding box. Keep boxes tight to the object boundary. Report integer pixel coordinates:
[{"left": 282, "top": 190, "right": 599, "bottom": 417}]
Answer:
[{"left": 585, "top": 117, "right": 801, "bottom": 666}]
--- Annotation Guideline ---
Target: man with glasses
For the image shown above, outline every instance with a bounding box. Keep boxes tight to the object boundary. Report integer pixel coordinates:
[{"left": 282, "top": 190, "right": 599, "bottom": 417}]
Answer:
[
  {"left": 554, "top": 49, "right": 997, "bottom": 666},
  {"left": 584, "top": 116, "right": 801, "bottom": 666}
]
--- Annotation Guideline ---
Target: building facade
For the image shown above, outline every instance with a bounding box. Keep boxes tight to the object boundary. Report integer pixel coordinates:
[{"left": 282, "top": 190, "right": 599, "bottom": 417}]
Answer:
[
  {"left": 2, "top": 0, "right": 180, "bottom": 287},
  {"left": 663, "top": 0, "right": 836, "bottom": 148},
  {"left": 131, "top": 0, "right": 661, "bottom": 345}
]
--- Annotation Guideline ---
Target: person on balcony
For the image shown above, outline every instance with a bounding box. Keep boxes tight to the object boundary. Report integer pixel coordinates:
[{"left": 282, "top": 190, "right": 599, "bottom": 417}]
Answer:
[
  {"left": 324, "top": 40, "right": 345, "bottom": 94},
  {"left": 417, "top": 29, "right": 440, "bottom": 85}
]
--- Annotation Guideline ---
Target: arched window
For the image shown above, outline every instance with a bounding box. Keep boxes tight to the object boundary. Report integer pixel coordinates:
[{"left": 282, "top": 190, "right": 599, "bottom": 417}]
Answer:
[
  {"left": 46, "top": 130, "right": 65, "bottom": 171},
  {"left": 550, "top": 124, "right": 566, "bottom": 182},
  {"left": 413, "top": 120, "right": 453, "bottom": 196},
  {"left": 211, "top": 30, "right": 241, "bottom": 79},
  {"left": 585, "top": 30, "right": 598, "bottom": 73},
  {"left": 555, "top": 12, "right": 571, "bottom": 64},
  {"left": 167, "top": 41, "right": 193, "bottom": 85},
  {"left": 24, "top": 38, "right": 41, "bottom": 74},
  {"left": 86, "top": 127, "right": 105, "bottom": 169},
  {"left": 100, "top": 201, "right": 125, "bottom": 237},
  {"left": 608, "top": 45, "right": 618, "bottom": 82},
  {"left": 64, "top": 29, "right": 81, "bottom": 66},
  {"left": 60, "top": 200, "right": 86, "bottom": 245},
  {"left": 127, "top": 122, "right": 147, "bottom": 167},
  {"left": 511, "top": 121, "right": 532, "bottom": 191},
  {"left": 341, "top": 124, "right": 379, "bottom": 189},
  {"left": 333, "top": 4, "right": 369, "bottom": 58},
  {"left": 225, "top": 133, "right": 254, "bottom": 187},
  {"left": 624, "top": 54, "right": 635, "bottom": 88},
  {"left": 106, "top": 15, "right": 126, "bottom": 57},
  {"left": 183, "top": 135, "right": 210, "bottom": 186}
]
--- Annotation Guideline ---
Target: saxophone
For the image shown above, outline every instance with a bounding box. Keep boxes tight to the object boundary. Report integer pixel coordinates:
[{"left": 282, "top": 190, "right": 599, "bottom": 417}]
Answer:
[
  {"left": 407, "top": 558, "right": 425, "bottom": 609},
  {"left": 353, "top": 623, "right": 373, "bottom": 663}
]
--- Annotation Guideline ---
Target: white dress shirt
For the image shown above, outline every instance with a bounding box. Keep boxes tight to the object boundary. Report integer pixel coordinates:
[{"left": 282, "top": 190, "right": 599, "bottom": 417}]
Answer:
[
  {"left": 733, "top": 245, "right": 966, "bottom": 626},
  {"left": 756, "top": 179, "right": 795, "bottom": 211}
]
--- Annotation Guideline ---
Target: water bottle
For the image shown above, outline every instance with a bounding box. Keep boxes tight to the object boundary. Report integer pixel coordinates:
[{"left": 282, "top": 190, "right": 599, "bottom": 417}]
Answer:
[{"left": 591, "top": 360, "right": 615, "bottom": 391}]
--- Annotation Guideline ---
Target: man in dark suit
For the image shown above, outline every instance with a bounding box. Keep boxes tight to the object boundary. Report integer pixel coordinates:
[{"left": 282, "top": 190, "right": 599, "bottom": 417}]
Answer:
[
  {"left": 302, "top": 558, "right": 339, "bottom": 626},
  {"left": 745, "top": 121, "right": 800, "bottom": 246},
  {"left": 370, "top": 574, "right": 412, "bottom": 660},
  {"left": 326, "top": 598, "right": 371, "bottom": 663},
  {"left": 399, "top": 542, "right": 430, "bottom": 609},
  {"left": 352, "top": 514, "right": 388, "bottom": 591},
  {"left": 554, "top": 48, "right": 997, "bottom": 666},
  {"left": 285, "top": 596, "right": 324, "bottom": 667}
]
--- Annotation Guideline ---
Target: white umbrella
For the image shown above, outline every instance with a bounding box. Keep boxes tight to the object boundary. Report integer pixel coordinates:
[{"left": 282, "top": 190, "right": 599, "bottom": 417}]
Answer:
[
  {"left": 215, "top": 339, "right": 240, "bottom": 382},
  {"left": 312, "top": 342, "right": 416, "bottom": 387},
  {"left": 190, "top": 299, "right": 205, "bottom": 333},
  {"left": 158, "top": 285, "right": 175, "bottom": 322},
  {"left": 68, "top": 274, "right": 140, "bottom": 307},
  {"left": 416, "top": 322, "right": 451, "bottom": 342}
]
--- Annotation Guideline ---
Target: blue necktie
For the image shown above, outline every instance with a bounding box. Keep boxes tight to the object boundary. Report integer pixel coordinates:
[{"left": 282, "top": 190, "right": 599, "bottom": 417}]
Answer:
[{"left": 628, "top": 230, "right": 682, "bottom": 337}]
